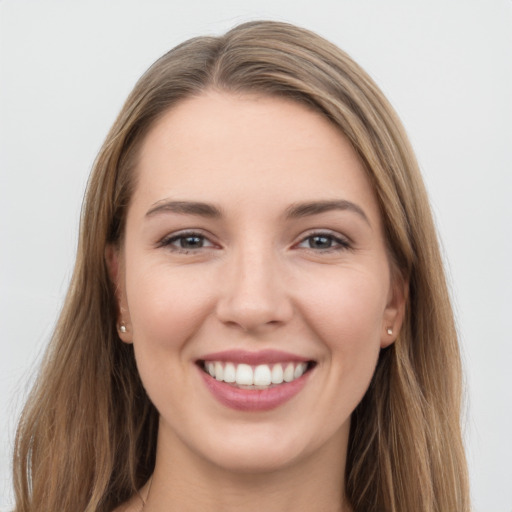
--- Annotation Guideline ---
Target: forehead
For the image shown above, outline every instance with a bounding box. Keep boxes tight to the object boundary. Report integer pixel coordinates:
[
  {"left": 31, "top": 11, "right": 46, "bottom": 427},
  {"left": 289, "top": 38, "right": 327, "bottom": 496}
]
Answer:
[{"left": 133, "top": 91, "right": 381, "bottom": 224}]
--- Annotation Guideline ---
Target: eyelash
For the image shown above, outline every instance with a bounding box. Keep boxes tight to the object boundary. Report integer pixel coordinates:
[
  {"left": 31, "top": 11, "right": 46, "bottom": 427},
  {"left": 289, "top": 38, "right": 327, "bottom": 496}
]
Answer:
[
  {"left": 296, "top": 231, "right": 351, "bottom": 252},
  {"left": 157, "top": 230, "right": 215, "bottom": 253},
  {"left": 157, "top": 230, "right": 351, "bottom": 254}
]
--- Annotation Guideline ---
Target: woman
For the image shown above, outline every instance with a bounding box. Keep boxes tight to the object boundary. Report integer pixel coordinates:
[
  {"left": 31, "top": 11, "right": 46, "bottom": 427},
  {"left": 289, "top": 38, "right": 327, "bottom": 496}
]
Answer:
[{"left": 12, "top": 20, "right": 470, "bottom": 512}]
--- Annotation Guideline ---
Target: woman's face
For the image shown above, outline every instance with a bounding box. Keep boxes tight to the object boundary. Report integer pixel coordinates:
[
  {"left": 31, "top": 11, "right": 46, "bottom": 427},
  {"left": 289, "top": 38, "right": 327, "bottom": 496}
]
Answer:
[{"left": 111, "top": 91, "right": 404, "bottom": 474}]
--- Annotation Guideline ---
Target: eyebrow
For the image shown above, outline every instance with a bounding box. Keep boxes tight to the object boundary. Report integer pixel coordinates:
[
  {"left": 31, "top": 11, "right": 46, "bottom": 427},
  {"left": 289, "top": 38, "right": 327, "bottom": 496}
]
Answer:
[
  {"left": 285, "top": 200, "right": 371, "bottom": 225},
  {"left": 146, "top": 200, "right": 222, "bottom": 218},
  {"left": 145, "top": 198, "right": 370, "bottom": 225}
]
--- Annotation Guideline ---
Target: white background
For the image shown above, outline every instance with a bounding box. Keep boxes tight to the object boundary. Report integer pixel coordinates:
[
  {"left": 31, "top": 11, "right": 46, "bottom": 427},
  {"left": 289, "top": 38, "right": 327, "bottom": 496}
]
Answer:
[{"left": 1, "top": 1, "right": 511, "bottom": 510}]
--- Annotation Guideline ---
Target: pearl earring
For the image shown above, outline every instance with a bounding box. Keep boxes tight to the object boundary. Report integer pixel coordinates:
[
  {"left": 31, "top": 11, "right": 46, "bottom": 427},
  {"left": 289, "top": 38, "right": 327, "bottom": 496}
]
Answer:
[
  {"left": 387, "top": 328, "right": 393, "bottom": 335},
  {"left": 119, "top": 324, "right": 127, "bottom": 333}
]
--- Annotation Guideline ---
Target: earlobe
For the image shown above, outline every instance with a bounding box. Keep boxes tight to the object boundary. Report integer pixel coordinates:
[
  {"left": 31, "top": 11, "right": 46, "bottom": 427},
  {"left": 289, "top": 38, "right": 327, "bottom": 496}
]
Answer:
[
  {"left": 116, "top": 321, "right": 132, "bottom": 343},
  {"left": 105, "top": 244, "right": 133, "bottom": 344},
  {"left": 381, "top": 275, "right": 408, "bottom": 348}
]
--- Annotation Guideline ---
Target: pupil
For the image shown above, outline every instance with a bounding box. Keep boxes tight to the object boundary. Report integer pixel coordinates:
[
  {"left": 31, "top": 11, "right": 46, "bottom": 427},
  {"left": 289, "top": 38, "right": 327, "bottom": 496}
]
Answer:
[
  {"left": 181, "top": 236, "right": 202, "bottom": 248},
  {"left": 310, "top": 235, "right": 331, "bottom": 249}
]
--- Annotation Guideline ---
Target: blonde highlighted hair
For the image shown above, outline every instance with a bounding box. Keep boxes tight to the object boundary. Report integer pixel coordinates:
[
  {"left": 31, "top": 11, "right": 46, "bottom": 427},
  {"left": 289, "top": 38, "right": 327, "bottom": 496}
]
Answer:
[{"left": 13, "top": 20, "right": 470, "bottom": 511}]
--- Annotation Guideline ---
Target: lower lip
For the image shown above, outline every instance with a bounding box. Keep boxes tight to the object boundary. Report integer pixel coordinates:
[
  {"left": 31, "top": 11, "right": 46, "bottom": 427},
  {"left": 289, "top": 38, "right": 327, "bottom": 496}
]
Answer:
[{"left": 198, "top": 367, "right": 312, "bottom": 411}]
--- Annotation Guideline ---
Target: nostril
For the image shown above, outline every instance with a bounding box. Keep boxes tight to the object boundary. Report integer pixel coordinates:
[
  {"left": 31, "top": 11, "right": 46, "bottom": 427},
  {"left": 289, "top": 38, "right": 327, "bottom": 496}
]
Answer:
[{"left": 215, "top": 274, "right": 294, "bottom": 331}]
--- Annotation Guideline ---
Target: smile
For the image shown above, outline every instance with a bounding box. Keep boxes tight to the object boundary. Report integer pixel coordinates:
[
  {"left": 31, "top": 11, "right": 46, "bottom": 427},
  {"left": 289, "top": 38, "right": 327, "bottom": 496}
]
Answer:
[
  {"left": 202, "top": 361, "right": 311, "bottom": 388},
  {"left": 196, "top": 350, "right": 316, "bottom": 411}
]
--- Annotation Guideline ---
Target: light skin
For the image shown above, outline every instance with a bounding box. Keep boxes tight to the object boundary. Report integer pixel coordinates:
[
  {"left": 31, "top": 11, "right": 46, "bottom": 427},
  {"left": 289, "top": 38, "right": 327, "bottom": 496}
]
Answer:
[{"left": 108, "top": 91, "right": 405, "bottom": 512}]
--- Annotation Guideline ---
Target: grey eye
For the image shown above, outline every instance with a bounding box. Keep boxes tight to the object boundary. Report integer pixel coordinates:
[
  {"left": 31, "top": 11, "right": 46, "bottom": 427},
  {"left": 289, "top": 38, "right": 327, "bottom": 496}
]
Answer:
[
  {"left": 307, "top": 235, "right": 334, "bottom": 249},
  {"left": 297, "top": 233, "right": 350, "bottom": 251},
  {"left": 177, "top": 235, "right": 205, "bottom": 249},
  {"left": 160, "top": 232, "right": 215, "bottom": 252}
]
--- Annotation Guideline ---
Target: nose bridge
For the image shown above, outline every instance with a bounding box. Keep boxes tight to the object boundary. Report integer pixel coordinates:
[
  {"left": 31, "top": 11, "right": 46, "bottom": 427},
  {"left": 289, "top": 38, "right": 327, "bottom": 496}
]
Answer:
[{"left": 216, "top": 238, "right": 292, "bottom": 331}]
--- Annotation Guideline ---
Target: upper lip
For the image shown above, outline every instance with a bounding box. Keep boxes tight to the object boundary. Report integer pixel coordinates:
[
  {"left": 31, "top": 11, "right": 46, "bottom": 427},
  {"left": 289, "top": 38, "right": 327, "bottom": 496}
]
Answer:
[{"left": 198, "top": 349, "right": 312, "bottom": 366}]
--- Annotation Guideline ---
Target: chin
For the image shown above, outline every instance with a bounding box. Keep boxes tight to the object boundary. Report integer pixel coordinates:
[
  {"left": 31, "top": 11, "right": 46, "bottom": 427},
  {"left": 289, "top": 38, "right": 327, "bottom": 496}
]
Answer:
[
  {"left": 205, "top": 441, "right": 308, "bottom": 475},
  {"left": 183, "top": 418, "right": 347, "bottom": 476}
]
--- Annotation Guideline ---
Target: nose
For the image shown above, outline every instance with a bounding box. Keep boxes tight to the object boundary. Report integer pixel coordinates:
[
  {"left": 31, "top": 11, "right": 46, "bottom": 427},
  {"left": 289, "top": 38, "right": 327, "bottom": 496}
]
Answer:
[{"left": 215, "top": 245, "right": 294, "bottom": 333}]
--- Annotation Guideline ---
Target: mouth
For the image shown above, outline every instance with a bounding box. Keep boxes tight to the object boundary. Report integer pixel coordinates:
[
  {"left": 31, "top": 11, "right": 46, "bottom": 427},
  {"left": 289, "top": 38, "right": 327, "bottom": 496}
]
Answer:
[
  {"left": 195, "top": 351, "right": 317, "bottom": 411},
  {"left": 197, "top": 360, "right": 316, "bottom": 390}
]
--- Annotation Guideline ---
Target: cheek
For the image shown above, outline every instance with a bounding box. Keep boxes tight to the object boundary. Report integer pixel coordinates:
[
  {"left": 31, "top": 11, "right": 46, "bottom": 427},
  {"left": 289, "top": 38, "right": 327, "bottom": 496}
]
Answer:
[
  {"left": 299, "top": 266, "right": 388, "bottom": 347},
  {"left": 125, "top": 261, "right": 214, "bottom": 352},
  {"left": 297, "top": 266, "right": 388, "bottom": 402},
  {"left": 123, "top": 261, "right": 216, "bottom": 412},
  {"left": 283, "top": 267, "right": 389, "bottom": 442}
]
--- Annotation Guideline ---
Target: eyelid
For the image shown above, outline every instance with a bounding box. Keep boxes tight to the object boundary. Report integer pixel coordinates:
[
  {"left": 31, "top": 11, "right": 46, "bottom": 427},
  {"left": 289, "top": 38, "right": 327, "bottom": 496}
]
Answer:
[
  {"left": 294, "top": 230, "right": 352, "bottom": 251},
  {"left": 156, "top": 228, "right": 351, "bottom": 253},
  {"left": 157, "top": 229, "right": 218, "bottom": 251}
]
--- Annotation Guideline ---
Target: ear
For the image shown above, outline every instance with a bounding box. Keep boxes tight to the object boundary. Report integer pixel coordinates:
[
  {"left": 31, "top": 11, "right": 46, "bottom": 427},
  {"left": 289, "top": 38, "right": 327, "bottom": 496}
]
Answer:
[
  {"left": 381, "top": 272, "right": 408, "bottom": 348},
  {"left": 105, "top": 244, "right": 133, "bottom": 344}
]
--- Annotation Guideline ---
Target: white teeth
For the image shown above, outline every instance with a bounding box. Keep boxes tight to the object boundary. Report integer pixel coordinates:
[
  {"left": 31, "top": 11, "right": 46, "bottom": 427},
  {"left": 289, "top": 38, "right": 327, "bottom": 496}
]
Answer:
[
  {"left": 254, "top": 365, "right": 272, "bottom": 386},
  {"left": 235, "top": 364, "right": 253, "bottom": 385},
  {"left": 223, "top": 362, "right": 236, "bottom": 383},
  {"left": 294, "top": 362, "right": 307, "bottom": 379},
  {"left": 214, "top": 362, "right": 224, "bottom": 381},
  {"left": 283, "top": 363, "right": 295, "bottom": 383},
  {"left": 271, "top": 364, "right": 284, "bottom": 384},
  {"left": 204, "top": 361, "right": 310, "bottom": 387}
]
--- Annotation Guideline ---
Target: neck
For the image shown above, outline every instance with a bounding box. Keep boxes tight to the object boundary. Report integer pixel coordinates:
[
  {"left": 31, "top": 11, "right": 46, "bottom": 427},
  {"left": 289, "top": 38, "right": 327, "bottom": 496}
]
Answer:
[{"left": 143, "top": 423, "right": 351, "bottom": 512}]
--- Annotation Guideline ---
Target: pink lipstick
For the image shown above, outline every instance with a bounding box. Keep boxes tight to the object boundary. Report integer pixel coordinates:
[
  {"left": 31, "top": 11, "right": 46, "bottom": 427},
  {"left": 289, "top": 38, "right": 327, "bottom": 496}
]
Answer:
[{"left": 196, "top": 350, "right": 315, "bottom": 411}]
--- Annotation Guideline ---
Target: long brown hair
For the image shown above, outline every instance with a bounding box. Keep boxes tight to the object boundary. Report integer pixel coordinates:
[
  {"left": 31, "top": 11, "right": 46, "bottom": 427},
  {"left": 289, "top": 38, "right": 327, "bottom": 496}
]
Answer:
[{"left": 13, "top": 20, "right": 470, "bottom": 512}]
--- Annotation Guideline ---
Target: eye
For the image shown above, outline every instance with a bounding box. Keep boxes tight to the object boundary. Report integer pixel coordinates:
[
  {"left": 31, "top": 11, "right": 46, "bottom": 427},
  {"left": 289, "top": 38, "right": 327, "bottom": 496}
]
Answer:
[
  {"left": 158, "top": 231, "right": 215, "bottom": 252},
  {"left": 296, "top": 232, "right": 350, "bottom": 251}
]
